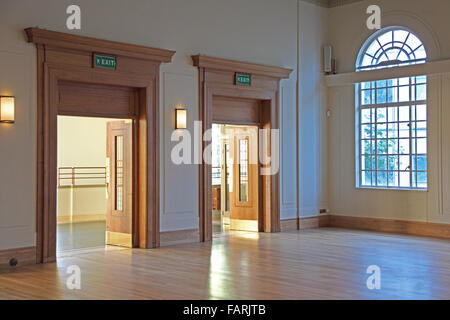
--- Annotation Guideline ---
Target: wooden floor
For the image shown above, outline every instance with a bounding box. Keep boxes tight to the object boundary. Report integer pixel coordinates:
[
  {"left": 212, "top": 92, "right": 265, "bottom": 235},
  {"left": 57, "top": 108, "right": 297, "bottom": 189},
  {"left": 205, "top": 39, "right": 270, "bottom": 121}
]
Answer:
[
  {"left": 1, "top": 228, "right": 450, "bottom": 299},
  {"left": 57, "top": 221, "right": 106, "bottom": 252}
]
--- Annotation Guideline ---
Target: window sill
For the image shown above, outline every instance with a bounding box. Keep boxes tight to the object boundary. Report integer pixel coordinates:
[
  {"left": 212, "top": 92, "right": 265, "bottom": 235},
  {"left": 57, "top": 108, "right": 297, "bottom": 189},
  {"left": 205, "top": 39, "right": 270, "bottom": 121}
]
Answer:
[{"left": 356, "top": 186, "right": 428, "bottom": 192}]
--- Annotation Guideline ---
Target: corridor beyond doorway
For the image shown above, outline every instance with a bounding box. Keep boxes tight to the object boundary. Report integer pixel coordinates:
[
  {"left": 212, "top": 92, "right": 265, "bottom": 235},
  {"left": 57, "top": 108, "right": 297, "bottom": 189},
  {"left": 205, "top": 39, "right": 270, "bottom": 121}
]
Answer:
[{"left": 211, "top": 123, "right": 259, "bottom": 235}]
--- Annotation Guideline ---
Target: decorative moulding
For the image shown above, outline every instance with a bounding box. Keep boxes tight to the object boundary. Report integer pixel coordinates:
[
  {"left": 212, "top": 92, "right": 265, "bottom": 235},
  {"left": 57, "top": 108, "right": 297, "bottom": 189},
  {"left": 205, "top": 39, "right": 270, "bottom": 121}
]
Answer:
[{"left": 25, "top": 27, "right": 175, "bottom": 63}]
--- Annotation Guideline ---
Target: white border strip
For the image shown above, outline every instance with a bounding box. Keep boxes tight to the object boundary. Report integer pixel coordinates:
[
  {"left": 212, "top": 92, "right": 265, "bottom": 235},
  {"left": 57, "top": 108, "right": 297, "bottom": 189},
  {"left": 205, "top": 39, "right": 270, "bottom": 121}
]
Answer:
[{"left": 325, "top": 59, "right": 450, "bottom": 87}]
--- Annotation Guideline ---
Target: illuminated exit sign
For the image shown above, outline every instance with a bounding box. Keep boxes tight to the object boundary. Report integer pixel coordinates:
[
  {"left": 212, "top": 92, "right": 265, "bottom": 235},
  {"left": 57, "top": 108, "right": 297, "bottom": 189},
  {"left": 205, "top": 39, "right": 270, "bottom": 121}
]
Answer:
[
  {"left": 235, "top": 73, "right": 251, "bottom": 86},
  {"left": 93, "top": 54, "right": 116, "bottom": 70}
]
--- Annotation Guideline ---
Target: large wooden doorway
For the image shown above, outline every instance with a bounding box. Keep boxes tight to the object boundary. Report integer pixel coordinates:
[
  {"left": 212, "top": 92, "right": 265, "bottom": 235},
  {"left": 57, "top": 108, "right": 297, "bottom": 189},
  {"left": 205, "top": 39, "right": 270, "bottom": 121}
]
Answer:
[
  {"left": 26, "top": 28, "right": 175, "bottom": 263},
  {"left": 192, "top": 55, "right": 292, "bottom": 241}
]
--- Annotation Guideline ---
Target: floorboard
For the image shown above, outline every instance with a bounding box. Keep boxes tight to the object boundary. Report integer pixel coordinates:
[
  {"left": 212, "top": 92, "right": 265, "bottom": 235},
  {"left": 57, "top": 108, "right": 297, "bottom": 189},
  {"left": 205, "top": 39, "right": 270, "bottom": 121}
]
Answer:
[{"left": 1, "top": 228, "right": 450, "bottom": 299}]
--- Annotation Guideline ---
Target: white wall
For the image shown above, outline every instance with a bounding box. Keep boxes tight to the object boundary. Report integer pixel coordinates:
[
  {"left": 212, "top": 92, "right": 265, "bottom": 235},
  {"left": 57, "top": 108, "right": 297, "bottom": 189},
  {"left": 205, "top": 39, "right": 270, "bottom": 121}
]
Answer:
[
  {"left": 57, "top": 116, "right": 116, "bottom": 221},
  {"left": 326, "top": 0, "right": 450, "bottom": 223},
  {"left": 298, "top": 1, "right": 328, "bottom": 218},
  {"left": 0, "top": 0, "right": 301, "bottom": 249}
]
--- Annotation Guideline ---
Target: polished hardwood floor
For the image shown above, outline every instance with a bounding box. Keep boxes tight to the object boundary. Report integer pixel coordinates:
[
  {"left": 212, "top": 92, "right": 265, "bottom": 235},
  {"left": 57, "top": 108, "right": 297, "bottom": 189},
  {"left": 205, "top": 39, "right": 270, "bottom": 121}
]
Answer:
[
  {"left": 57, "top": 221, "right": 106, "bottom": 252},
  {"left": 1, "top": 228, "right": 450, "bottom": 299}
]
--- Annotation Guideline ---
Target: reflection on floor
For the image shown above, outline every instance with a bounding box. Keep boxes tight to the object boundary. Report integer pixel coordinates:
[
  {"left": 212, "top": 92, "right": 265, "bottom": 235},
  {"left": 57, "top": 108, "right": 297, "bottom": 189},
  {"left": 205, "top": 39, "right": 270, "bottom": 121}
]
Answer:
[
  {"left": 4, "top": 228, "right": 450, "bottom": 299},
  {"left": 57, "top": 221, "right": 106, "bottom": 252}
]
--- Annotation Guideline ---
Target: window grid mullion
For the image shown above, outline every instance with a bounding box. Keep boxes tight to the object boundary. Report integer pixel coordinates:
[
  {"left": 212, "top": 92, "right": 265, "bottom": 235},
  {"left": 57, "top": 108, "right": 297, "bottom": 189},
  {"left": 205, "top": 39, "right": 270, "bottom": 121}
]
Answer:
[{"left": 374, "top": 84, "right": 378, "bottom": 187}]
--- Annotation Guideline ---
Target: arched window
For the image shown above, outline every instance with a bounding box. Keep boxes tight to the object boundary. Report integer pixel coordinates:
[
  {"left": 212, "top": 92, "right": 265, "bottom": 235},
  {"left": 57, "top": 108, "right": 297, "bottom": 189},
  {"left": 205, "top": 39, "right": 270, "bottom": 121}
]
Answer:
[{"left": 356, "top": 28, "right": 427, "bottom": 189}]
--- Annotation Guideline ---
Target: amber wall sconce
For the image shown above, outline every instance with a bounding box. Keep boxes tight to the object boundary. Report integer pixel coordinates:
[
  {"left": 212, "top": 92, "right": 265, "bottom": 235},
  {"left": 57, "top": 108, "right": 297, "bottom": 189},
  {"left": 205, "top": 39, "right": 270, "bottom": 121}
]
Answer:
[
  {"left": 0, "top": 96, "right": 15, "bottom": 123},
  {"left": 175, "top": 108, "right": 187, "bottom": 129}
]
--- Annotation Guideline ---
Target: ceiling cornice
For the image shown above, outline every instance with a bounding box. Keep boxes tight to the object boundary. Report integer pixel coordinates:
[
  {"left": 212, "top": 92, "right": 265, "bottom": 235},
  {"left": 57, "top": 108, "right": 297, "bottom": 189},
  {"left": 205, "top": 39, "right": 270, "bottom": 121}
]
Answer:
[{"left": 300, "top": 0, "right": 364, "bottom": 8}]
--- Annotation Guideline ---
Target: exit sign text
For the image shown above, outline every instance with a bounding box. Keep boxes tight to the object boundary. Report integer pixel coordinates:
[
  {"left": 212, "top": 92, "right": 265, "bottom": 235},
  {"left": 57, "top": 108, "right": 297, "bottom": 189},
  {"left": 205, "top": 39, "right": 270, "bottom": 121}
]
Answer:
[
  {"left": 235, "top": 73, "right": 251, "bottom": 86},
  {"left": 94, "top": 54, "right": 117, "bottom": 70}
]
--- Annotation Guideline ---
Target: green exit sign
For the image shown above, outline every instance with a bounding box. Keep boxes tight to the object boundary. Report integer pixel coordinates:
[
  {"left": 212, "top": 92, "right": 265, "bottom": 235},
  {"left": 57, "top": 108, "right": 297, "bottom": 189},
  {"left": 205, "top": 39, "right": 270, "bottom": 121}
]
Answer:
[
  {"left": 235, "top": 73, "right": 251, "bottom": 86},
  {"left": 94, "top": 54, "right": 116, "bottom": 70}
]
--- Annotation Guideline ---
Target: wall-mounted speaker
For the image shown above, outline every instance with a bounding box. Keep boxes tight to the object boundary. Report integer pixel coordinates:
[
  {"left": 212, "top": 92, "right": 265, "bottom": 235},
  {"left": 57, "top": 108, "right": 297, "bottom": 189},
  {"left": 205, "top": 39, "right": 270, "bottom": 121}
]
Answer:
[{"left": 324, "top": 45, "right": 333, "bottom": 74}]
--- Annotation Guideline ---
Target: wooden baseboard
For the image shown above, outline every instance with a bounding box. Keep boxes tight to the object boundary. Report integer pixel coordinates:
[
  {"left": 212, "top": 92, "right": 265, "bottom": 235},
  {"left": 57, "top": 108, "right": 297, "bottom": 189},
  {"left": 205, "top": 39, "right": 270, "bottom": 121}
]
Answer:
[
  {"left": 0, "top": 246, "right": 36, "bottom": 268},
  {"left": 57, "top": 214, "right": 106, "bottom": 224},
  {"left": 280, "top": 216, "right": 328, "bottom": 231},
  {"left": 324, "top": 214, "right": 450, "bottom": 239},
  {"left": 280, "top": 218, "right": 297, "bottom": 231},
  {"left": 160, "top": 229, "right": 200, "bottom": 247}
]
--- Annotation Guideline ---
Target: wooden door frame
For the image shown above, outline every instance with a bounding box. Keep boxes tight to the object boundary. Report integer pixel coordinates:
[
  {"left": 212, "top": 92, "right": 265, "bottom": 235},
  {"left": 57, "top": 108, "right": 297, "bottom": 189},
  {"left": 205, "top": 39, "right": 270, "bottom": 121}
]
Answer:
[
  {"left": 26, "top": 28, "right": 175, "bottom": 263},
  {"left": 192, "top": 55, "right": 292, "bottom": 241}
]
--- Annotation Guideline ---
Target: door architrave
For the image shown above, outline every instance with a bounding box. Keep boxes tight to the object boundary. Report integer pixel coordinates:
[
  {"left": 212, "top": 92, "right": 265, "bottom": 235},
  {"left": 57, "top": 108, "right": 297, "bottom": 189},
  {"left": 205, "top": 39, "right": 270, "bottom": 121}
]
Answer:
[
  {"left": 192, "top": 55, "right": 292, "bottom": 241},
  {"left": 26, "top": 28, "right": 175, "bottom": 263}
]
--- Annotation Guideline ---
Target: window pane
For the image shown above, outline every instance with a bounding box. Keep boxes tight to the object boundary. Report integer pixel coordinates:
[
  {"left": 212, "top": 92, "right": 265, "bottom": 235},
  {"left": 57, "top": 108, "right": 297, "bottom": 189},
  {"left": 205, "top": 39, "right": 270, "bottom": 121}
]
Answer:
[
  {"left": 399, "top": 106, "right": 409, "bottom": 121},
  {"left": 377, "top": 123, "right": 387, "bottom": 138},
  {"left": 361, "top": 81, "right": 372, "bottom": 89},
  {"left": 417, "top": 156, "right": 427, "bottom": 171},
  {"left": 361, "top": 171, "right": 372, "bottom": 185},
  {"left": 361, "top": 109, "right": 373, "bottom": 123},
  {"left": 416, "top": 104, "right": 427, "bottom": 120},
  {"left": 361, "top": 90, "right": 372, "bottom": 105},
  {"left": 377, "top": 89, "right": 387, "bottom": 103},
  {"left": 416, "top": 84, "right": 427, "bottom": 100},
  {"left": 377, "top": 156, "right": 387, "bottom": 170},
  {"left": 376, "top": 108, "right": 387, "bottom": 122},
  {"left": 399, "top": 139, "right": 410, "bottom": 154},
  {"left": 394, "top": 30, "right": 409, "bottom": 43},
  {"left": 377, "top": 171, "right": 387, "bottom": 187},
  {"left": 361, "top": 156, "right": 374, "bottom": 170},
  {"left": 416, "top": 76, "right": 427, "bottom": 84},
  {"left": 388, "top": 171, "right": 399, "bottom": 187},
  {"left": 377, "top": 139, "right": 387, "bottom": 154},
  {"left": 399, "top": 77, "right": 409, "bottom": 85},
  {"left": 378, "top": 31, "right": 393, "bottom": 46},
  {"left": 361, "top": 139, "right": 374, "bottom": 155},
  {"left": 388, "top": 156, "right": 398, "bottom": 170},
  {"left": 387, "top": 123, "right": 398, "bottom": 138},
  {"left": 361, "top": 124, "right": 374, "bottom": 138},
  {"left": 239, "top": 139, "right": 249, "bottom": 202},
  {"left": 387, "top": 87, "right": 398, "bottom": 103},
  {"left": 400, "top": 172, "right": 410, "bottom": 187},
  {"left": 399, "top": 155, "right": 410, "bottom": 171},
  {"left": 115, "top": 135, "right": 124, "bottom": 211},
  {"left": 388, "top": 139, "right": 398, "bottom": 154},
  {"left": 417, "top": 138, "right": 427, "bottom": 154},
  {"left": 399, "top": 122, "right": 410, "bottom": 138},
  {"left": 399, "top": 86, "right": 410, "bottom": 102},
  {"left": 417, "top": 172, "right": 427, "bottom": 188}
]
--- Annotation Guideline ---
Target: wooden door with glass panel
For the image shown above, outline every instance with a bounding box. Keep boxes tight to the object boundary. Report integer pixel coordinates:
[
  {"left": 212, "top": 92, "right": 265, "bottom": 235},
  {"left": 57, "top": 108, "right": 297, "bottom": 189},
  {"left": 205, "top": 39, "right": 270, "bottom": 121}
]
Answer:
[
  {"left": 106, "top": 121, "right": 133, "bottom": 247},
  {"left": 229, "top": 126, "right": 259, "bottom": 231}
]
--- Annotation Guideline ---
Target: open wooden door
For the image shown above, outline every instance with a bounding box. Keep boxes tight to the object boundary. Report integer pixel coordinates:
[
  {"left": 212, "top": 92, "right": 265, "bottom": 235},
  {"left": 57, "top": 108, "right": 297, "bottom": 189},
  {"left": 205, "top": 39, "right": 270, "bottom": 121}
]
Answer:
[
  {"left": 106, "top": 121, "right": 133, "bottom": 247},
  {"left": 229, "top": 126, "right": 259, "bottom": 232}
]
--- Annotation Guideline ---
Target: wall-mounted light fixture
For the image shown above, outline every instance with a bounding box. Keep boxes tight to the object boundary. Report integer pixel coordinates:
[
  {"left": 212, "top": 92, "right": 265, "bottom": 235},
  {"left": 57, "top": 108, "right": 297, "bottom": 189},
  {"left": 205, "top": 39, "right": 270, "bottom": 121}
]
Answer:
[
  {"left": 175, "top": 108, "right": 187, "bottom": 129},
  {"left": 0, "top": 96, "right": 15, "bottom": 123}
]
